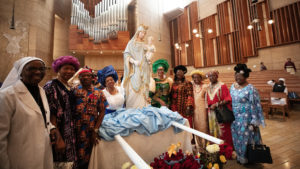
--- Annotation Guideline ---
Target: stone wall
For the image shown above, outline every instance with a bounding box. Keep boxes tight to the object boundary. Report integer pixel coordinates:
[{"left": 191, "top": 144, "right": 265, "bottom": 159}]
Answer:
[{"left": 0, "top": 0, "right": 72, "bottom": 84}]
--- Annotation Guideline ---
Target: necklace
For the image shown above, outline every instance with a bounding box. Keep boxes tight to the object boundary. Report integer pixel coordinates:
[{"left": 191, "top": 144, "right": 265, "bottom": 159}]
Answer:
[
  {"left": 193, "top": 83, "right": 203, "bottom": 93},
  {"left": 234, "top": 82, "right": 248, "bottom": 89},
  {"left": 209, "top": 82, "right": 219, "bottom": 92}
]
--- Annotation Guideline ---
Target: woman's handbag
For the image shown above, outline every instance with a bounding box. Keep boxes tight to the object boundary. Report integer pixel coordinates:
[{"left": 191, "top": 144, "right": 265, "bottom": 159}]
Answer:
[
  {"left": 215, "top": 105, "right": 235, "bottom": 123},
  {"left": 246, "top": 144, "right": 273, "bottom": 163},
  {"left": 247, "top": 131, "right": 273, "bottom": 164},
  {"left": 214, "top": 89, "right": 235, "bottom": 123}
]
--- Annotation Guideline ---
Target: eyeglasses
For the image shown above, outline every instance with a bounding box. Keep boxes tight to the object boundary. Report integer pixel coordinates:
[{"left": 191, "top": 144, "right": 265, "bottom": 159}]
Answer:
[{"left": 25, "top": 66, "right": 46, "bottom": 72}]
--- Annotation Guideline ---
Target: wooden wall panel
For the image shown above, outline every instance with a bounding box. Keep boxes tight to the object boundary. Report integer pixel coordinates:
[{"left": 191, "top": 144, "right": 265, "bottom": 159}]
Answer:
[
  {"left": 201, "top": 15, "right": 217, "bottom": 66},
  {"left": 180, "top": 43, "right": 187, "bottom": 65},
  {"left": 270, "top": 2, "right": 300, "bottom": 45},
  {"left": 179, "top": 8, "right": 190, "bottom": 43},
  {"left": 170, "top": 21, "right": 175, "bottom": 67},
  {"left": 193, "top": 34, "right": 202, "bottom": 67},
  {"left": 189, "top": 2, "right": 198, "bottom": 31},
  {"left": 190, "top": 2, "right": 202, "bottom": 67},
  {"left": 232, "top": 0, "right": 255, "bottom": 57},
  {"left": 169, "top": 0, "right": 299, "bottom": 68},
  {"left": 217, "top": 2, "right": 231, "bottom": 35}
]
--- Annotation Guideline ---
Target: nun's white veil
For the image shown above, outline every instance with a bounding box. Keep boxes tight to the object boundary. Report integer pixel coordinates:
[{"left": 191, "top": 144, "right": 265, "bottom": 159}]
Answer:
[{"left": 1, "top": 56, "right": 44, "bottom": 90}]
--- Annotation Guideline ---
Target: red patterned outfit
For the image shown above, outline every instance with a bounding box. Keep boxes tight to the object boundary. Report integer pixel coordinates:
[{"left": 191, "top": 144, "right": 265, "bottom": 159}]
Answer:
[
  {"left": 74, "top": 86, "right": 108, "bottom": 169},
  {"left": 205, "top": 82, "right": 233, "bottom": 148},
  {"left": 170, "top": 80, "right": 194, "bottom": 127}
]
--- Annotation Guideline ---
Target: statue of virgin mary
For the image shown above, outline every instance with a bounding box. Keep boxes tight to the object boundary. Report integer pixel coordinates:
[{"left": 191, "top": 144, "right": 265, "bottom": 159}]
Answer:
[{"left": 122, "top": 24, "right": 151, "bottom": 109}]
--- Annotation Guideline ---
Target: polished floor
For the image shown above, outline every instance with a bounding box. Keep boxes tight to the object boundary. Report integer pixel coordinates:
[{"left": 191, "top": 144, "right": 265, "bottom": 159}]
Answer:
[{"left": 225, "top": 105, "right": 300, "bottom": 169}]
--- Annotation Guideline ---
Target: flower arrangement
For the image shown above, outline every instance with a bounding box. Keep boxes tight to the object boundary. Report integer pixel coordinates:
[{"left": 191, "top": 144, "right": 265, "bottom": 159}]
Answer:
[
  {"left": 150, "top": 142, "right": 202, "bottom": 169},
  {"left": 200, "top": 144, "right": 227, "bottom": 169},
  {"left": 150, "top": 143, "right": 228, "bottom": 169}
]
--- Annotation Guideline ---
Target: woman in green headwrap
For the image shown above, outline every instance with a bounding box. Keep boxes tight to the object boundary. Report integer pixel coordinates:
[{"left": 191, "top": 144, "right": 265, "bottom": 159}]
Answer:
[{"left": 149, "top": 59, "right": 173, "bottom": 108}]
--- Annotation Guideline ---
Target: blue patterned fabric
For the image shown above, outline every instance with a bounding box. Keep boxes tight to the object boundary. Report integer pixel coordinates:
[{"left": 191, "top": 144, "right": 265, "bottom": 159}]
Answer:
[
  {"left": 98, "top": 106, "right": 186, "bottom": 141},
  {"left": 230, "top": 84, "right": 265, "bottom": 164}
]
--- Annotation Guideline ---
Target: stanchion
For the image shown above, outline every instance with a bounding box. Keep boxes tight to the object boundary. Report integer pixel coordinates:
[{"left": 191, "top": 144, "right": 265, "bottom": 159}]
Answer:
[
  {"left": 171, "top": 121, "right": 224, "bottom": 144},
  {"left": 114, "top": 134, "right": 151, "bottom": 169}
]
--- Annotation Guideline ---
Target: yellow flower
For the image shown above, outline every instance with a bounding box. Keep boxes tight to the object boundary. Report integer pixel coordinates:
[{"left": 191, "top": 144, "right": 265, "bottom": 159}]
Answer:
[
  {"left": 168, "top": 144, "right": 178, "bottom": 157},
  {"left": 207, "top": 162, "right": 212, "bottom": 169},
  {"left": 177, "top": 142, "right": 181, "bottom": 147},
  {"left": 220, "top": 155, "right": 227, "bottom": 163},
  {"left": 130, "top": 165, "right": 138, "bottom": 169},
  {"left": 197, "top": 152, "right": 201, "bottom": 158},
  {"left": 213, "top": 163, "right": 219, "bottom": 169},
  {"left": 121, "top": 162, "right": 131, "bottom": 169}
]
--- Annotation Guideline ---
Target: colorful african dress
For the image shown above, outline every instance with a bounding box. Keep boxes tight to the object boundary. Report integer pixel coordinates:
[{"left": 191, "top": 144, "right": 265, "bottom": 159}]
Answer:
[
  {"left": 230, "top": 83, "right": 265, "bottom": 164},
  {"left": 205, "top": 82, "right": 233, "bottom": 148},
  {"left": 170, "top": 80, "right": 194, "bottom": 127},
  {"left": 192, "top": 82, "right": 208, "bottom": 147},
  {"left": 149, "top": 77, "right": 172, "bottom": 108},
  {"left": 74, "top": 86, "right": 108, "bottom": 169},
  {"left": 44, "top": 79, "right": 77, "bottom": 164}
]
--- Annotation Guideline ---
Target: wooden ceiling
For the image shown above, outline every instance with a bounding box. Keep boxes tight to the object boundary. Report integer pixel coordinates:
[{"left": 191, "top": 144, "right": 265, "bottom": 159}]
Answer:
[{"left": 80, "top": 0, "right": 102, "bottom": 17}]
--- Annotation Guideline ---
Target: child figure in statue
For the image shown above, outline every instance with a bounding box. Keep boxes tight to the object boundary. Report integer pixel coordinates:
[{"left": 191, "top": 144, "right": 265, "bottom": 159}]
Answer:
[
  {"left": 145, "top": 36, "right": 156, "bottom": 64},
  {"left": 122, "top": 24, "right": 151, "bottom": 109}
]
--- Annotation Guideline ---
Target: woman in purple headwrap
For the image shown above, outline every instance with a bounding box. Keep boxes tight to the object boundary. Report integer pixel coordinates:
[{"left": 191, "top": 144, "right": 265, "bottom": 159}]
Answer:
[{"left": 44, "top": 56, "right": 80, "bottom": 169}]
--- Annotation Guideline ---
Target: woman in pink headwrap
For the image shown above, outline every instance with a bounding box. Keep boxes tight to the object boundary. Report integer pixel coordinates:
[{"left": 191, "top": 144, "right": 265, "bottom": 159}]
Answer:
[
  {"left": 205, "top": 71, "right": 234, "bottom": 152},
  {"left": 44, "top": 55, "right": 80, "bottom": 169}
]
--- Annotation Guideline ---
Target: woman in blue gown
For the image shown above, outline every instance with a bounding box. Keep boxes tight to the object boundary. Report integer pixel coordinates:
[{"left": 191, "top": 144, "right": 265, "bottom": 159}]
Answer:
[{"left": 230, "top": 64, "right": 265, "bottom": 164}]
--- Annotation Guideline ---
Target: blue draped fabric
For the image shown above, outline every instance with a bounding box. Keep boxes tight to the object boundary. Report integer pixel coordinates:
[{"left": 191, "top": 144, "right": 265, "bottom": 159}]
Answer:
[{"left": 99, "top": 106, "right": 186, "bottom": 141}]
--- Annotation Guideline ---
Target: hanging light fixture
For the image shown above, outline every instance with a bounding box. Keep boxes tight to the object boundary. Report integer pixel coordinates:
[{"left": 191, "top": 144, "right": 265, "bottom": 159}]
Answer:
[
  {"left": 208, "top": 29, "right": 213, "bottom": 33},
  {"left": 247, "top": 25, "right": 254, "bottom": 29},
  {"left": 195, "top": 33, "right": 200, "bottom": 37}
]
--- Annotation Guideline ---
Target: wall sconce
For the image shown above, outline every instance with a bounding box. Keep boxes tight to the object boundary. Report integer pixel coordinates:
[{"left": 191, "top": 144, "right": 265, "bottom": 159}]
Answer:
[
  {"left": 185, "top": 43, "right": 189, "bottom": 47},
  {"left": 195, "top": 33, "right": 200, "bottom": 37},
  {"left": 247, "top": 18, "right": 274, "bottom": 30},
  {"left": 247, "top": 25, "right": 254, "bottom": 30},
  {"left": 174, "top": 43, "right": 182, "bottom": 50},
  {"left": 267, "top": 19, "right": 274, "bottom": 24},
  {"left": 208, "top": 29, "right": 213, "bottom": 33},
  {"left": 192, "top": 28, "right": 198, "bottom": 34}
]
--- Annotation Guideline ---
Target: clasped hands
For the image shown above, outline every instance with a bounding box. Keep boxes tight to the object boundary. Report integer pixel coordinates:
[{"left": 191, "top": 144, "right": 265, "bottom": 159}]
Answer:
[{"left": 50, "top": 128, "right": 66, "bottom": 153}]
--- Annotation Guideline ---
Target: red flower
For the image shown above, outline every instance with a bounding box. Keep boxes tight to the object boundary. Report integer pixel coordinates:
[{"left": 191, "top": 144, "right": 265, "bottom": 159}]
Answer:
[
  {"left": 172, "top": 163, "right": 181, "bottom": 169},
  {"left": 219, "top": 143, "right": 233, "bottom": 159}
]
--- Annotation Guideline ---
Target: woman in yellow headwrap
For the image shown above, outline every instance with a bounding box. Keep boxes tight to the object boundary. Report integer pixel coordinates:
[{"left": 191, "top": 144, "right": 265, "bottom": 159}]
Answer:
[{"left": 191, "top": 70, "right": 208, "bottom": 147}]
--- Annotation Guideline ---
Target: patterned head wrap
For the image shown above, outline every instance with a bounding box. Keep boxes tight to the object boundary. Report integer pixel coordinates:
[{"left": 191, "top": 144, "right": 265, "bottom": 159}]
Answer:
[
  {"left": 206, "top": 70, "right": 219, "bottom": 78},
  {"left": 234, "top": 64, "right": 252, "bottom": 78},
  {"left": 78, "top": 68, "right": 92, "bottom": 75},
  {"left": 190, "top": 70, "right": 205, "bottom": 79},
  {"left": 52, "top": 56, "right": 80, "bottom": 73},
  {"left": 174, "top": 65, "right": 187, "bottom": 74},
  {"left": 152, "top": 59, "right": 169, "bottom": 73},
  {"left": 97, "top": 65, "right": 118, "bottom": 87}
]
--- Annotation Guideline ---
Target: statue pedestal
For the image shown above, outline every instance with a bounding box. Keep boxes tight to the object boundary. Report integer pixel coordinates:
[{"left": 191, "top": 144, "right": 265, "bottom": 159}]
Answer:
[{"left": 88, "top": 121, "right": 192, "bottom": 169}]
